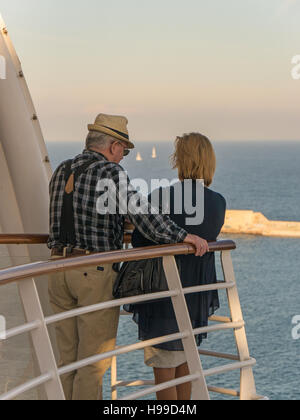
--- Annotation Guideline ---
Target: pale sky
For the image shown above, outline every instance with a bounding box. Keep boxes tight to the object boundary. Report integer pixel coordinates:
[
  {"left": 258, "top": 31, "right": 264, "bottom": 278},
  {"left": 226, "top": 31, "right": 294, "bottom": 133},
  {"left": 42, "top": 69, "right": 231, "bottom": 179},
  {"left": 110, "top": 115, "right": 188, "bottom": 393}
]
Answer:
[{"left": 1, "top": 0, "right": 300, "bottom": 142}]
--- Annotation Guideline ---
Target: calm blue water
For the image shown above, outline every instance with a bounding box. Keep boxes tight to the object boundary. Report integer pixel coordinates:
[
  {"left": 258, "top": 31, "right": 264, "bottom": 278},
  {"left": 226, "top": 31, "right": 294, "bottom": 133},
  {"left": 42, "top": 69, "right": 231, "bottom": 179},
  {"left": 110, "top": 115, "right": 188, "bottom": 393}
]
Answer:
[{"left": 47, "top": 140, "right": 300, "bottom": 400}]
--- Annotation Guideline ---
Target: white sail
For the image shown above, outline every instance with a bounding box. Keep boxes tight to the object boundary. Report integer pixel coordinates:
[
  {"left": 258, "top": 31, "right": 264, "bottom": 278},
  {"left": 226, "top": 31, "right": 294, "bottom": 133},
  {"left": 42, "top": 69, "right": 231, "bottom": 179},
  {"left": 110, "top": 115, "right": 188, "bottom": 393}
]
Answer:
[
  {"left": 136, "top": 152, "right": 143, "bottom": 161},
  {"left": 152, "top": 147, "right": 157, "bottom": 159}
]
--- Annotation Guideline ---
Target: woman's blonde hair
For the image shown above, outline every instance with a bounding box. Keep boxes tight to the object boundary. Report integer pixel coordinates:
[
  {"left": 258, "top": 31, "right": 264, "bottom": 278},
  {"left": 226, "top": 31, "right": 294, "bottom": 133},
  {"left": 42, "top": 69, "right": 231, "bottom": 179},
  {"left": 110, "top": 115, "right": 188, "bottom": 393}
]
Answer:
[{"left": 171, "top": 133, "right": 216, "bottom": 187}]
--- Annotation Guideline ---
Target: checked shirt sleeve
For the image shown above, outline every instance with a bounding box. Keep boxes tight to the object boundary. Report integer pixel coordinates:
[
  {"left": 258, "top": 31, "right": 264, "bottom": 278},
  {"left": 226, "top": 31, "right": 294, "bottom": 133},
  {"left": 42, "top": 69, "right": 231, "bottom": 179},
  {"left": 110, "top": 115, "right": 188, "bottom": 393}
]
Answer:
[
  {"left": 48, "top": 162, "right": 67, "bottom": 249},
  {"left": 99, "top": 163, "right": 188, "bottom": 245}
]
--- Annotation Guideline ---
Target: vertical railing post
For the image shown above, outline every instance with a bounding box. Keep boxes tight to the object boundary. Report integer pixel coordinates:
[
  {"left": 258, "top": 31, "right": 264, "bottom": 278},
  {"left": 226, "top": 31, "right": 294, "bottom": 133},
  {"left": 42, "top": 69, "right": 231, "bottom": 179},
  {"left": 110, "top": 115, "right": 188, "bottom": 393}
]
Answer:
[
  {"left": 111, "top": 355, "right": 118, "bottom": 400},
  {"left": 163, "top": 256, "right": 210, "bottom": 400},
  {"left": 18, "top": 278, "right": 65, "bottom": 400},
  {"left": 221, "top": 251, "right": 257, "bottom": 400}
]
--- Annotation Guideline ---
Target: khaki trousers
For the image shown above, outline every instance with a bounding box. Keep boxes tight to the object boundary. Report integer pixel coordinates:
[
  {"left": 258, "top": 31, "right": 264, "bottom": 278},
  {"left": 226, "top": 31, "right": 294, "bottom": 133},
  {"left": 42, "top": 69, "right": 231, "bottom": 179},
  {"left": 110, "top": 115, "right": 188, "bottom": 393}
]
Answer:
[{"left": 48, "top": 259, "right": 120, "bottom": 400}]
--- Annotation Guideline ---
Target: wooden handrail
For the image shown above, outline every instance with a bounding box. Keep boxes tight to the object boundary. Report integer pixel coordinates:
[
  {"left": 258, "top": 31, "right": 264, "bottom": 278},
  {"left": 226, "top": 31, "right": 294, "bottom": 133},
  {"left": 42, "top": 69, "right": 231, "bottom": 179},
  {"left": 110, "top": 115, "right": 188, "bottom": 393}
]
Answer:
[
  {"left": 0, "top": 241, "right": 236, "bottom": 287},
  {"left": 0, "top": 223, "right": 135, "bottom": 245},
  {"left": 0, "top": 233, "right": 132, "bottom": 245},
  {"left": 0, "top": 234, "right": 49, "bottom": 245}
]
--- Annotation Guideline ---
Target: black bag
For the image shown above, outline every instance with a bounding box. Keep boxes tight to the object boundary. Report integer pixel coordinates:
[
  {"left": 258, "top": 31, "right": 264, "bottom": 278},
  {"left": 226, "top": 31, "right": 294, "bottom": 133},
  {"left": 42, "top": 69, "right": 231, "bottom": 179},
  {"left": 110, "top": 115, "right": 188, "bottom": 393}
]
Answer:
[{"left": 113, "top": 258, "right": 169, "bottom": 299}]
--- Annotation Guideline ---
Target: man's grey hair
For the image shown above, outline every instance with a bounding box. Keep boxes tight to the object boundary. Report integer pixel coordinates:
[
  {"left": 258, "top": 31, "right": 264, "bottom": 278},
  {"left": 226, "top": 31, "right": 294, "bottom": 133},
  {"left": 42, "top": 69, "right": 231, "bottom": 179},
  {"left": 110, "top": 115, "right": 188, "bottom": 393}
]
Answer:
[{"left": 86, "top": 131, "right": 116, "bottom": 151}]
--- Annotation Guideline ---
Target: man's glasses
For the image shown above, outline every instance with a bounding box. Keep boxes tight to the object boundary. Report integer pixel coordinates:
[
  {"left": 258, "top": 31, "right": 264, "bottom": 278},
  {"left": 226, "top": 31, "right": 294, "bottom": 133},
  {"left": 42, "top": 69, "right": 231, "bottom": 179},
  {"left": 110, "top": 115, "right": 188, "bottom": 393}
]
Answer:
[{"left": 113, "top": 141, "right": 130, "bottom": 156}]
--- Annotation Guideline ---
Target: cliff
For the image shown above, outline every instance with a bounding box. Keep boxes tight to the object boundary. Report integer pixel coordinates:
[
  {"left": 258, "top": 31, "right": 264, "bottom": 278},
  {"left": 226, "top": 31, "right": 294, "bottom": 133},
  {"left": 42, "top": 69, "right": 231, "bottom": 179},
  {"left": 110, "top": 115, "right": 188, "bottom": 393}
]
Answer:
[{"left": 222, "top": 210, "right": 300, "bottom": 238}]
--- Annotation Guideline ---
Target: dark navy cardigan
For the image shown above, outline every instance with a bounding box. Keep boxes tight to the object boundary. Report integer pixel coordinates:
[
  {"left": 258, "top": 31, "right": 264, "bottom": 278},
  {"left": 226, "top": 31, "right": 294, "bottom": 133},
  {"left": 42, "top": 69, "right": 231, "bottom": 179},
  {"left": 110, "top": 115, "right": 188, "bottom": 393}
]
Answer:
[{"left": 125, "top": 182, "right": 226, "bottom": 351}]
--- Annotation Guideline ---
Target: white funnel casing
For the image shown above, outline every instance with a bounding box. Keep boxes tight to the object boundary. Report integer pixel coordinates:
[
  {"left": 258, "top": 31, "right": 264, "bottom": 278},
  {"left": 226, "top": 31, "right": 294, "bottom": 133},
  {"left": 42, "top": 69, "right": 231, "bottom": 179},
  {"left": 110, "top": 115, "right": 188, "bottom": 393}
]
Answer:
[
  {"left": 0, "top": 14, "right": 52, "bottom": 239},
  {"left": 0, "top": 14, "right": 58, "bottom": 387}
]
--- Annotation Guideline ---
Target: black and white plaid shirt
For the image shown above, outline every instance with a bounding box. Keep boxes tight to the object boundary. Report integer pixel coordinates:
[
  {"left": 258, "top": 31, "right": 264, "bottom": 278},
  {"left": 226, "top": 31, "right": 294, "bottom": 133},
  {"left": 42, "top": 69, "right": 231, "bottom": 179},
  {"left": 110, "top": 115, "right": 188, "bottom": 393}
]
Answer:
[{"left": 48, "top": 150, "right": 187, "bottom": 252}]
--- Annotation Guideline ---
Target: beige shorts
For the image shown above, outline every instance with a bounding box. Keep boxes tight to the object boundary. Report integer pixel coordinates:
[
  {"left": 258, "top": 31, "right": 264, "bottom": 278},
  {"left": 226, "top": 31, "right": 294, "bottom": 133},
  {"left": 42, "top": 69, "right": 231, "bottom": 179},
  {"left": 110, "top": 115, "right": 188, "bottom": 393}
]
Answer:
[{"left": 144, "top": 346, "right": 187, "bottom": 369}]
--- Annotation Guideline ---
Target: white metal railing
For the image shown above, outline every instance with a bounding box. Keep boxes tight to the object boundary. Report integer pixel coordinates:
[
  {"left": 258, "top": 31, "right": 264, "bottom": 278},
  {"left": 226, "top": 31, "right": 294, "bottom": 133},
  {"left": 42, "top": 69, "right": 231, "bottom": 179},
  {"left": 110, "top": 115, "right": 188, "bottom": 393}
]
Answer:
[{"left": 0, "top": 241, "right": 264, "bottom": 401}]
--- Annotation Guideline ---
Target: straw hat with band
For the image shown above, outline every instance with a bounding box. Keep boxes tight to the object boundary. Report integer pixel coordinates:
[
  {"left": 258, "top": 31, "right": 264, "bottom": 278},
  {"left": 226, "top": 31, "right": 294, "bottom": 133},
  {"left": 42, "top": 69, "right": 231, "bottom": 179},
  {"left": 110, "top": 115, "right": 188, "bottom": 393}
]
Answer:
[{"left": 88, "top": 114, "right": 135, "bottom": 156}]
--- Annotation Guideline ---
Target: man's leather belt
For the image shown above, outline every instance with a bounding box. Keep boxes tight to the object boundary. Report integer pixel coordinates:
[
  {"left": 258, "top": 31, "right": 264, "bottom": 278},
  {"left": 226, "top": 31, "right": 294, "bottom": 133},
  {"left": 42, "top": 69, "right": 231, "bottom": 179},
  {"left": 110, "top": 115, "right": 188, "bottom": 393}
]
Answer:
[
  {"left": 51, "top": 247, "right": 121, "bottom": 272},
  {"left": 51, "top": 247, "right": 95, "bottom": 257}
]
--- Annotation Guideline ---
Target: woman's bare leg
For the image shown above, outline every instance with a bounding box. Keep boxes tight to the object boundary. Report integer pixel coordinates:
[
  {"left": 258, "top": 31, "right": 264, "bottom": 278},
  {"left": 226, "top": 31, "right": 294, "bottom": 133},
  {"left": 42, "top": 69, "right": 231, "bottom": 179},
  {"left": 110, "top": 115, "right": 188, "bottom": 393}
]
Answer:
[
  {"left": 153, "top": 368, "right": 177, "bottom": 400},
  {"left": 175, "top": 363, "right": 192, "bottom": 400}
]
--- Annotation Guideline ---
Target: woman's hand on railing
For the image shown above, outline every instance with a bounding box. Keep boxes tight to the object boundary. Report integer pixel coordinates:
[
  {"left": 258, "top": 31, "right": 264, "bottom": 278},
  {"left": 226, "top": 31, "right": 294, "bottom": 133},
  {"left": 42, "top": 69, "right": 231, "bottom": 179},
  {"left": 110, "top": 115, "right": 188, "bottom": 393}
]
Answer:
[{"left": 183, "top": 234, "right": 209, "bottom": 257}]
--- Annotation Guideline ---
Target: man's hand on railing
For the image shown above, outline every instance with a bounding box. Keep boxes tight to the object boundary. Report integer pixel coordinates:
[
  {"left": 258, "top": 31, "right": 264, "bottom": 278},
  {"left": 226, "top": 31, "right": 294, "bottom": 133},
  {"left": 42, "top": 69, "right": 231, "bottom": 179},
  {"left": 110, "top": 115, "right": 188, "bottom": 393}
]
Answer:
[{"left": 184, "top": 234, "right": 209, "bottom": 257}]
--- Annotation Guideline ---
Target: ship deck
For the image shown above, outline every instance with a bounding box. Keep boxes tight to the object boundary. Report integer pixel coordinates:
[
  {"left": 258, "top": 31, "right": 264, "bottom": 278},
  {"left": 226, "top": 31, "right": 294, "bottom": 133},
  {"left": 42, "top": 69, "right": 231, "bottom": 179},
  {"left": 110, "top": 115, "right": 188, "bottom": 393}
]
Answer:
[{"left": 0, "top": 247, "right": 37, "bottom": 400}]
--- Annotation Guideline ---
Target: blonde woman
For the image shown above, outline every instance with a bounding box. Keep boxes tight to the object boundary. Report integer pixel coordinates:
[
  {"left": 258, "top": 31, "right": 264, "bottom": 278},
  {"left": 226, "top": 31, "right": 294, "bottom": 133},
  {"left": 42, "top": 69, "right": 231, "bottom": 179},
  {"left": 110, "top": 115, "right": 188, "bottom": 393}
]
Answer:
[{"left": 127, "top": 133, "right": 226, "bottom": 400}]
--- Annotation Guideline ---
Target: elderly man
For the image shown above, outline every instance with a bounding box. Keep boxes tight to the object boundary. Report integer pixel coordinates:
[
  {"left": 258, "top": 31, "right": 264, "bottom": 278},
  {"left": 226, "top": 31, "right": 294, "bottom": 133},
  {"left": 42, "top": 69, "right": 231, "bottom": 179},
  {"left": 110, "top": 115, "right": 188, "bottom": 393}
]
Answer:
[{"left": 48, "top": 113, "right": 208, "bottom": 400}]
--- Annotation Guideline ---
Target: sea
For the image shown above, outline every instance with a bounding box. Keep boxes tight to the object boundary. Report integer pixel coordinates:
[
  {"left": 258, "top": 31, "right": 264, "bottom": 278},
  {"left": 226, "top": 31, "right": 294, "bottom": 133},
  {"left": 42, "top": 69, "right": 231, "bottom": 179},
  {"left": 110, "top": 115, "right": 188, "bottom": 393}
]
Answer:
[{"left": 46, "top": 140, "right": 300, "bottom": 401}]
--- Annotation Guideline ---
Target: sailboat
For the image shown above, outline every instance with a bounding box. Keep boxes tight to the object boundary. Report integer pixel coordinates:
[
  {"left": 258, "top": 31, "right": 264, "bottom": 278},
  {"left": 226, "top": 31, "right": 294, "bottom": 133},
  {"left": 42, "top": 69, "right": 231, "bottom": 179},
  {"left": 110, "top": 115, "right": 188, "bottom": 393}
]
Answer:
[
  {"left": 152, "top": 147, "right": 157, "bottom": 159},
  {"left": 136, "top": 152, "right": 143, "bottom": 161}
]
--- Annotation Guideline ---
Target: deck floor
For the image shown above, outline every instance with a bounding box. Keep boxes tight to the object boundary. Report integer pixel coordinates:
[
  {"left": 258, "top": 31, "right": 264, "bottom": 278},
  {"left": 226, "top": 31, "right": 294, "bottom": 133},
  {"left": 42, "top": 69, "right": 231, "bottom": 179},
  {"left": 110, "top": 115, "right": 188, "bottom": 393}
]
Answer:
[{"left": 0, "top": 249, "right": 38, "bottom": 400}]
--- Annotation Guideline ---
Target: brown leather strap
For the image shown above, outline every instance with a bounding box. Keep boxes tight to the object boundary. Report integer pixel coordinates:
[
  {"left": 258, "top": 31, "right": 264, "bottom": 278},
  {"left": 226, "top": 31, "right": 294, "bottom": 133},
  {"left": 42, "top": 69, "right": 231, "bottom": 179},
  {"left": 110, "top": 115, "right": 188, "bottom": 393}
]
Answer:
[
  {"left": 65, "top": 173, "right": 74, "bottom": 194},
  {"left": 51, "top": 248, "right": 94, "bottom": 257}
]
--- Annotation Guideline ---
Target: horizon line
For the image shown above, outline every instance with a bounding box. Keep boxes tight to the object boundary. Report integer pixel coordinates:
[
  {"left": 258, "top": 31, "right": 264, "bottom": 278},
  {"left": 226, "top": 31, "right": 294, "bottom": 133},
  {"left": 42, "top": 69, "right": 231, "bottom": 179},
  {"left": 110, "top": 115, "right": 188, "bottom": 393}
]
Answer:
[{"left": 45, "top": 138, "right": 300, "bottom": 144}]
